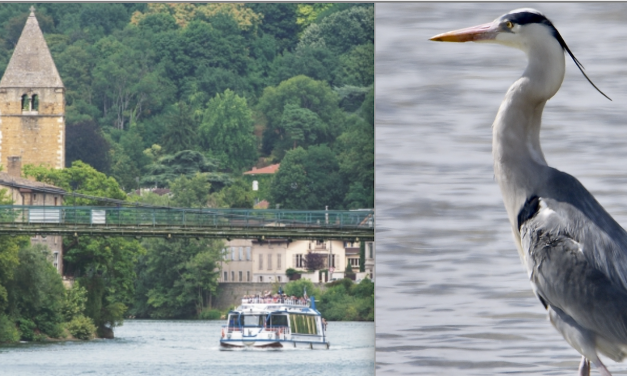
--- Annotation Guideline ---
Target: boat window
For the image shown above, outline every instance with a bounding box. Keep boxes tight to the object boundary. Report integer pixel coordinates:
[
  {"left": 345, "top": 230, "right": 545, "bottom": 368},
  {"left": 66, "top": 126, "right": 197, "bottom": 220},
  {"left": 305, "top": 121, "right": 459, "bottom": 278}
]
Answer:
[
  {"left": 227, "top": 314, "right": 238, "bottom": 327},
  {"left": 269, "top": 314, "right": 288, "bottom": 327},
  {"left": 242, "top": 315, "right": 264, "bottom": 327},
  {"left": 289, "top": 314, "right": 318, "bottom": 335}
]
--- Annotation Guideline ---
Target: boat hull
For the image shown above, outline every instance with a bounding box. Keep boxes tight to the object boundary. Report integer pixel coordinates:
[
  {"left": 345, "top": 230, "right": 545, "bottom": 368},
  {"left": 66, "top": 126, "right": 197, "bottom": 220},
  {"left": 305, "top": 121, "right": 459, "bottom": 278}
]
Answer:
[{"left": 220, "top": 339, "right": 329, "bottom": 350}]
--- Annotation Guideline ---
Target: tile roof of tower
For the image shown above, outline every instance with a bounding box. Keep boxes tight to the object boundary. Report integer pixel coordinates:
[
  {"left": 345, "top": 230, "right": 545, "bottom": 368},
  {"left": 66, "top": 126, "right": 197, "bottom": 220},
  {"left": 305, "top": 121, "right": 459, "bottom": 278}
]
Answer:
[{"left": 0, "top": 8, "right": 64, "bottom": 88}]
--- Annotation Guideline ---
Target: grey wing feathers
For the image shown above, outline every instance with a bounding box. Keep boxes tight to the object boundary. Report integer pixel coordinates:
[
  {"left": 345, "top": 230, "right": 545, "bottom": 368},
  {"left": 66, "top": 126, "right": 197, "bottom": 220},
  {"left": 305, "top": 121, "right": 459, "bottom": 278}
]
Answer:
[
  {"left": 520, "top": 197, "right": 627, "bottom": 349},
  {"left": 540, "top": 169, "right": 627, "bottom": 291}
]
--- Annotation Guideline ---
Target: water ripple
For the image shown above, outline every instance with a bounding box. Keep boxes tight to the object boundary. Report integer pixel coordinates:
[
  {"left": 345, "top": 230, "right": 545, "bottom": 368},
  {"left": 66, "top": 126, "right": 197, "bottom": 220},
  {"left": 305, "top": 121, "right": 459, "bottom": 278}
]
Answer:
[{"left": 377, "top": 3, "right": 627, "bottom": 375}]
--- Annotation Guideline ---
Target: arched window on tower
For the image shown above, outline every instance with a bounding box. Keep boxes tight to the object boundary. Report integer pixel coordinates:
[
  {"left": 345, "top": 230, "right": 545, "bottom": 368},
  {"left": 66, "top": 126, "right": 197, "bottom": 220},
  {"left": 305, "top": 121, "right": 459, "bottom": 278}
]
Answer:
[
  {"left": 31, "top": 95, "right": 39, "bottom": 112},
  {"left": 21, "top": 94, "right": 29, "bottom": 111}
]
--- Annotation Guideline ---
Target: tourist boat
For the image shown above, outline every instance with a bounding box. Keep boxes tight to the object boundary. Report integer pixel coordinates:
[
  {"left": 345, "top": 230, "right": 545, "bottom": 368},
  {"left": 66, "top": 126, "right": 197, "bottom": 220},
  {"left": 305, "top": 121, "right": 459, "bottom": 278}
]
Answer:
[{"left": 220, "top": 294, "right": 329, "bottom": 349}]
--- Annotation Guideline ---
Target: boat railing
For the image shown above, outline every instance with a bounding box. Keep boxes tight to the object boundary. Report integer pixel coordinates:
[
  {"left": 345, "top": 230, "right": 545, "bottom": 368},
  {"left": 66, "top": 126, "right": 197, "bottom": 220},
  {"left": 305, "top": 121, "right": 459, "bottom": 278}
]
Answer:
[
  {"left": 265, "top": 325, "right": 290, "bottom": 334},
  {"left": 222, "top": 325, "right": 290, "bottom": 334},
  {"left": 240, "top": 297, "right": 310, "bottom": 306}
]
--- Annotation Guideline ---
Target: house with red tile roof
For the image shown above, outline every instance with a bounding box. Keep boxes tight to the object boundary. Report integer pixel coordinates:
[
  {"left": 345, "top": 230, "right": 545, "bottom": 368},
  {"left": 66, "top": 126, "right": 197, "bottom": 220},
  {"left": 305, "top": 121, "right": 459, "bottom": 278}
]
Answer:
[
  {"left": 243, "top": 164, "right": 279, "bottom": 207},
  {"left": 243, "top": 164, "right": 280, "bottom": 175}
]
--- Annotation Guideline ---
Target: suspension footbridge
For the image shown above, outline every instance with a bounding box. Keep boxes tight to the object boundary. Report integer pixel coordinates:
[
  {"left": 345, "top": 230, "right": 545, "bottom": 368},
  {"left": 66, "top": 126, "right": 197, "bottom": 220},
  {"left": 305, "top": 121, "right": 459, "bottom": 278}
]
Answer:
[{"left": 0, "top": 206, "right": 374, "bottom": 241}]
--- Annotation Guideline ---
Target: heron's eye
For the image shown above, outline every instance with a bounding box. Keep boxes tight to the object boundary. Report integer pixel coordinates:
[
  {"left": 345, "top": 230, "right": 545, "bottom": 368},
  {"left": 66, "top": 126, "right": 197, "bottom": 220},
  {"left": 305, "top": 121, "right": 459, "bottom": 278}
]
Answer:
[{"left": 506, "top": 21, "right": 514, "bottom": 29}]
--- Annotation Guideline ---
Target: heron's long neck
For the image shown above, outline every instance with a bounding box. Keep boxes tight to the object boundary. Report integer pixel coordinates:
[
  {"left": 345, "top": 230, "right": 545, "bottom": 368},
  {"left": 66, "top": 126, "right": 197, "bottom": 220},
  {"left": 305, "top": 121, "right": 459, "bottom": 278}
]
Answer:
[{"left": 492, "top": 39, "right": 565, "bottom": 228}]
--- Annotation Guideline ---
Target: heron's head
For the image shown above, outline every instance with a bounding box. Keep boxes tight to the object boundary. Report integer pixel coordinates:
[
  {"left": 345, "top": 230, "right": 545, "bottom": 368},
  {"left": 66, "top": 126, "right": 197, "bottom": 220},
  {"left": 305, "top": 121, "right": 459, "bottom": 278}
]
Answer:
[
  {"left": 430, "top": 8, "right": 611, "bottom": 101},
  {"left": 430, "top": 8, "right": 559, "bottom": 50}
]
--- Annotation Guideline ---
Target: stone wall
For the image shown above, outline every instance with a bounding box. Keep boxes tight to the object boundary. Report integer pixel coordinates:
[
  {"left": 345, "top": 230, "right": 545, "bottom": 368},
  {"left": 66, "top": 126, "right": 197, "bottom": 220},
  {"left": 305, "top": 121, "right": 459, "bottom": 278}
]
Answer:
[
  {"left": 0, "top": 87, "right": 65, "bottom": 169},
  {"left": 213, "top": 283, "right": 328, "bottom": 311}
]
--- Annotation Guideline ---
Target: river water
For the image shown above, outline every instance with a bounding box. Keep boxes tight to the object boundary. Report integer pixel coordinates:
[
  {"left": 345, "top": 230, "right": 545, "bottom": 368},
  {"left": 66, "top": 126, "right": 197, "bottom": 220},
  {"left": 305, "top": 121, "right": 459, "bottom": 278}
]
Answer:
[
  {"left": 376, "top": 3, "right": 627, "bottom": 375},
  {"left": 0, "top": 320, "right": 374, "bottom": 375}
]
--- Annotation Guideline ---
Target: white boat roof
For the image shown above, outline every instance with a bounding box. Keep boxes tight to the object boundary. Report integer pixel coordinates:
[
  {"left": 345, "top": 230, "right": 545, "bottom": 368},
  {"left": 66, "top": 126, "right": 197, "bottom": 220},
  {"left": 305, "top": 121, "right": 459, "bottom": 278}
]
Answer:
[{"left": 232, "top": 297, "right": 320, "bottom": 315}]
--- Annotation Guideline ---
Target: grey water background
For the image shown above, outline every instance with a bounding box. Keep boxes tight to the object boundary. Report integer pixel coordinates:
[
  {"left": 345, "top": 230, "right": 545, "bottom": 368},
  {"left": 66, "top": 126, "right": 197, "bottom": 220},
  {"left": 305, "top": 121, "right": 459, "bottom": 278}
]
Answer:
[
  {"left": 0, "top": 320, "right": 374, "bottom": 375},
  {"left": 376, "top": 3, "right": 627, "bottom": 375}
]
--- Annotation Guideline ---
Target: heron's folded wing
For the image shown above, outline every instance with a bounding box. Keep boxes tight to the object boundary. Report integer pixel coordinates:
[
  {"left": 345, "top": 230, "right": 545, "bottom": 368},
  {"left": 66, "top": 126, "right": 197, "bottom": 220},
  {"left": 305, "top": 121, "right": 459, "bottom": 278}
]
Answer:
[{"left": 521, "top": 197, "right": 627, "bottom": 344}]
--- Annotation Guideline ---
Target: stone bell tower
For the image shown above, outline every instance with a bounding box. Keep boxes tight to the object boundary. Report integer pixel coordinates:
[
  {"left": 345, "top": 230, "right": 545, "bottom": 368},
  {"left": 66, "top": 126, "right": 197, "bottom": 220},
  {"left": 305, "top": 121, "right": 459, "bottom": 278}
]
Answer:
[{"left": 0, "top": 7, "right": 65, "bottom": 171}]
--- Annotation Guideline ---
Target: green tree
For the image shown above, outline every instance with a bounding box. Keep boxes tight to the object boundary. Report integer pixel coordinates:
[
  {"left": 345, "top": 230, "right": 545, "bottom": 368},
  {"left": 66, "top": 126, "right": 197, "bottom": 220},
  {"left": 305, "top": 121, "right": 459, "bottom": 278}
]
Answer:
[
  {"left": 6, "top": 244, "right": 66, "bottom": 339},
  {"left": 23, "top": 162, "right": 144, "bottom": 337},
  {"left": 317, "top": 278, "right": 373, "bottom": 321},
  {"left": 279, "top": 103, "right": 325, "bottom": 154},
  {"left": 359, "top": 241, "right": 365, "bottom": 273},
  {"left": 132, "top": 237, "right": 223, "bottom": 319},
  {"left": 345, "top": 261, "right": 355, "bottom": 281},
  {"left": 257, "top": 75, "right": 343, "bottom": 158},
  {"left": 132, "top": 3, "right": 261, "bottom": 32},
  {"left": 61, "top": 281, "right": 89, "bottom": 322},
  {"left": 282, "top": 279, "right": 320, "bottom": 299},
  {"left": 296, "top": 4, "right": 334, "bottom": 29},
  {"left": 215, "top": 179, "right": 255, "bottom": 209},
  {"left": 269, "top": 147, "right": 308, "bottom": 209},
  {"left": 0, "top": 314, "right": 19, "bottom": 343},
  {"left": 128, "top": 190, "right": 172, "bottom": 207},
  {"left": 0, "top": 191, "right": 21, "bottom": 313},
  {"left": 170, "top": 172, "right": 210, "bottom": 208},
  {"left": 130, "top": 170, "right": 224, "bottom": 318},
  {"left": 247, "top": 3, "right": 300, "bottom": 52},
  {"left": 161, "top": 101, "right": 198, "bottom": 154},
  {"left": 360, "top": 85, "right": 374, "bottom": 127},
  {"left": 297, "top": 6, "right": 374, "bottom": 56},
  {"left": 78, "top": 3, "right": 130, "bottom": 36},
  {"left": 151, "top": 15, "right": 252, "bottom": 95},
  {"left": 90, "top": 32, "right": 174, "bottom": 131},
  {"left": 334, "top": 85, "right": 371, "bottom": 113},
  {"left": 268, "top": 45, "right": 340, "bottom": 88},
  {"left": 53, "top": 41, "right": 100, "bottom": 124},
  {"left": 109, "top": 144, "right": 142, "bottom": 192},
  {"left": 141, "top": 150, "right": 231, "bottom": 190},
  {"left": 338, "top": 42, "right": 374, "bottom": 87},
  {"left": 136, "top": 9, "right": 179, "bottom": 34},
  {"left": 68, "top": 236, "right": 144, "bottom": 337},
  {"left": 0, "top": 189, "right": 31, "bottom": 342},
  {"left": 270, "top": 145, "right": 345, "bottom": 210},
  {"left": 195, "top": 65, "right": 251, "bottom": 102},
  {"left": 24, "top": 161, "right": 127, "bottom": 205},
  {"left": 199, "top": 89, "right": 257, "bottom": 173},
  {"left": 337, "top": 91, "right": 374, "bottom": 209}
]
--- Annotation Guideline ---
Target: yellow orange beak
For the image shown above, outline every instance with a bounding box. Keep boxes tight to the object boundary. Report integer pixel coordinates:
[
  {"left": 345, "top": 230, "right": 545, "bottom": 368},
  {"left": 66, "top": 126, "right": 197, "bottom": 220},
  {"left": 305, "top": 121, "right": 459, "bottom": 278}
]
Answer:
[{"left": 430, "top": 22, "right": 498, "bottom": 42}]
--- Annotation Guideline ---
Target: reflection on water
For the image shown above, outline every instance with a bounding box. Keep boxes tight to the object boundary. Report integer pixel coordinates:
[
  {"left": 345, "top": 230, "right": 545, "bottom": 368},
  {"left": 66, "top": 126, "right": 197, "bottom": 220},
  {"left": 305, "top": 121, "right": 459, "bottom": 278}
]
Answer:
[{"left": 376, "top": 3, "right": 627, "bottom": 375}]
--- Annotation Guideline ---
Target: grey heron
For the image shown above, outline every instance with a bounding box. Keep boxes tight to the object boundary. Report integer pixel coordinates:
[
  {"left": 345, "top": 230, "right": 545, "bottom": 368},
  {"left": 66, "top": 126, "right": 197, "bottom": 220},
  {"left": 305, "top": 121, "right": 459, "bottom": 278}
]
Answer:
[{"left": 431, "top": 8, "right": 624, "bottom": 376}]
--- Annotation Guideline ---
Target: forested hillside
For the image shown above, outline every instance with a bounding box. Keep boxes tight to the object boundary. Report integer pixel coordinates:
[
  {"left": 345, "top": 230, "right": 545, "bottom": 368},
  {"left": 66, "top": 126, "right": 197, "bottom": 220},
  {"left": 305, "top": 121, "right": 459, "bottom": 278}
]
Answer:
[
  {"left": 0, "top": 3, "right": 374, "bottom": 210},
  {"left": 0, "top": 3, "right": 374, "bottom": 340}
]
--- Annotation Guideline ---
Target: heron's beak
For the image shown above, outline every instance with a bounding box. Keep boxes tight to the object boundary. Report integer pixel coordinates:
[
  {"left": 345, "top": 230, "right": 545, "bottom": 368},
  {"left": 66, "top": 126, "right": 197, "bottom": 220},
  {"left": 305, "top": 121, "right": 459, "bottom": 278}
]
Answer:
[{"left": 430, "top": 22, "right": 498, "bottom": 42}]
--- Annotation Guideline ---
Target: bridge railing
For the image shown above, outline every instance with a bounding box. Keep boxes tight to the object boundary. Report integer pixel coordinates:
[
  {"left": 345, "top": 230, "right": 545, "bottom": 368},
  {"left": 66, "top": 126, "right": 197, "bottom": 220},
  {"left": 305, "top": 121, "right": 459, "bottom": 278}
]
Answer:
[{"left": 0, "top": 206, "right": 374, "bottom": 230}]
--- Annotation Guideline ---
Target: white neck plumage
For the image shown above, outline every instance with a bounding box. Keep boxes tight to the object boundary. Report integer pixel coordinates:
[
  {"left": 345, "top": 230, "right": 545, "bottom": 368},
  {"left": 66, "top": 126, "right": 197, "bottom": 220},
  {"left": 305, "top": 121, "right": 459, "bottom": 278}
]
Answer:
[{"left": 491, "top": 26, "right": 566, "bottom": 229}]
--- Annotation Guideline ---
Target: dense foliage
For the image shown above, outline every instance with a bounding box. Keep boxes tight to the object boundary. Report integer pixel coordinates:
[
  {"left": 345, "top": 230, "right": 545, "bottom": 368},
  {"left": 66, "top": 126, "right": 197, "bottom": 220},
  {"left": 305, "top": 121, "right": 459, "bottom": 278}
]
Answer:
[
  {"left": 319, "top": 278, "right": 374, "bottom": 321},
  {"left": 0, "top": 3, "right": 374, "bottom": 340},
  {"left": 130, "top": 174, "right": 224, "bottom": 319},
  {"left": 0, "top": 188, "right": 97, "bottom": 342},
  {"left": 23, "top": 162, "right": 143, "bottom": 337},
  {"left": 0, "top": 3, "right": 373, "bottom": 209},
  {"left": 280, "top": 278, "right": 374, "bottom": 321}
]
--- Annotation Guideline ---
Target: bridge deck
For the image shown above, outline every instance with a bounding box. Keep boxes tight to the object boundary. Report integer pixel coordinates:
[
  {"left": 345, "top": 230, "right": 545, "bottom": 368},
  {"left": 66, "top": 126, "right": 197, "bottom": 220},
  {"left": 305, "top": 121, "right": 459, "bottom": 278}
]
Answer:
[{"left": 0, "top": 206, "right": 374, "bottom": 241}]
